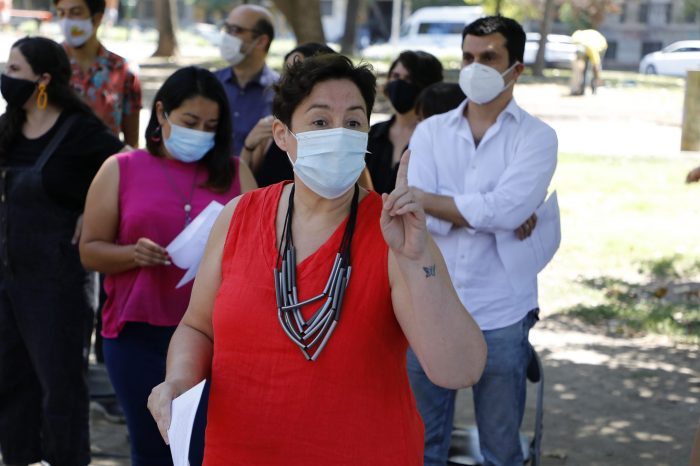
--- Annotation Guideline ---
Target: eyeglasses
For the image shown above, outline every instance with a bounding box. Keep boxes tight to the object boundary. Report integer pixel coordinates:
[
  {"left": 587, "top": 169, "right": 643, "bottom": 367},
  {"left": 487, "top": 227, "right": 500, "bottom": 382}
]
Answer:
[{"left": 222, "top": 22, "right": 259, "bottom": 36}]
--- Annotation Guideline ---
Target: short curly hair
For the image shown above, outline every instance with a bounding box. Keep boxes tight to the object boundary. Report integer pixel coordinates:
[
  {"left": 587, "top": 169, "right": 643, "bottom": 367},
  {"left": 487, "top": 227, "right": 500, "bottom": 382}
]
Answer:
[{"left": 273, "top": 54, "right": 376, "bottom": 130}]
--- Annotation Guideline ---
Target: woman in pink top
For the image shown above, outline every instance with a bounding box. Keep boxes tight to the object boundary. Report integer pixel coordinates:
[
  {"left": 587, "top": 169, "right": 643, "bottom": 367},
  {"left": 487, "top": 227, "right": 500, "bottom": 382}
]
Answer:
[{"left": 79, "top": 66, "right": 256, "bottom": 466}]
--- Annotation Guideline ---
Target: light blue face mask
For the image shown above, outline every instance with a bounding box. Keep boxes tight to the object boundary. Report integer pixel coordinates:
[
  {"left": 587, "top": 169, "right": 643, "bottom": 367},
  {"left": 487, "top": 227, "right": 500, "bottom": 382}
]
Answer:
[{"left": 163, "top": 113, "right": 216, "bottom": 163}]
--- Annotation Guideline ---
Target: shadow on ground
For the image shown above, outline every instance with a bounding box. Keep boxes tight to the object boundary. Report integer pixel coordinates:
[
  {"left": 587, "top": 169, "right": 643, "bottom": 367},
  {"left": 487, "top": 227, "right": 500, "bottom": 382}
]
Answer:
[{"left": 456, "top": 315, "right": 699, "bottom": 466}]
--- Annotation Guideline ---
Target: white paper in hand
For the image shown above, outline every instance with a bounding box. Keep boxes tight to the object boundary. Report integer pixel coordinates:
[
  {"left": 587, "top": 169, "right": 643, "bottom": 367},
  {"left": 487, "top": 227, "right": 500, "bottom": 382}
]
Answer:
[
  {"left": 167, "top": 201, "right": 224, "bottom": 288},
  {"left": 495, "top": 191, "right": 561, "bottom": 292},
  {"left": 168, "top": 379, "right": 206, "bottom": 466}
]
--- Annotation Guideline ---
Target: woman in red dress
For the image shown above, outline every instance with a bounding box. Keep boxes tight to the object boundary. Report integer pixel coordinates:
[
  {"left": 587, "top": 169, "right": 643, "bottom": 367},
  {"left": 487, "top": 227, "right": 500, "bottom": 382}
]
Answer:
[{"left": 148, "top": 54, "right": 487, "bottom": 465}]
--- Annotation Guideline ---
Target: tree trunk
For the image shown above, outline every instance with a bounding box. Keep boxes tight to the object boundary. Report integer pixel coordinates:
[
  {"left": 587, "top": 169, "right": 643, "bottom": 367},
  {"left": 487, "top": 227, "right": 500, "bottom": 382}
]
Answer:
[
  {"left": 153, "top": 0, "right": 178, "bottom": 57},
  {"left": 340, "top": 0, "right": 360, "bottom": 55},
  {"left": 495, "top": 0, "right": 502, "bottom": 15},
  {"left": 532, "top": 0, "right": 555, "bottom": 77},
  {"left": 271, "top": 0, "right": 325, "bottom": 44}
]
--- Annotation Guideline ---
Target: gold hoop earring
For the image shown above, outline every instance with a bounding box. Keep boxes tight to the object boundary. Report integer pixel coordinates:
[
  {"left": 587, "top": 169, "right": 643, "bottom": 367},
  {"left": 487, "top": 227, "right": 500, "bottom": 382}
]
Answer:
[{"left": 36, "top": 83, "right": 48, "bottom": 110}]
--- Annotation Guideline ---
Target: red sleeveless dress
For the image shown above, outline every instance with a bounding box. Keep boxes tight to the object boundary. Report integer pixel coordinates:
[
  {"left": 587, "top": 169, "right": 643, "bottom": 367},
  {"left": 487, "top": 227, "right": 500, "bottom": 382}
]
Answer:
[{"left": 203, "top": 182, "right": 424, "bottom": 465}]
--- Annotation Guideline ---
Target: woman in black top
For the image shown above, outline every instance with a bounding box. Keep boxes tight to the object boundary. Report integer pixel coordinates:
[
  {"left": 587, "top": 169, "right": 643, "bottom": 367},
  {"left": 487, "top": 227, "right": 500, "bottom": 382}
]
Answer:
[
  {"left": 366, "top": 50, "right": 443, "bottom": 194},
  {"left": 0, "top": 36, "right": 123, "bottom": 466}
]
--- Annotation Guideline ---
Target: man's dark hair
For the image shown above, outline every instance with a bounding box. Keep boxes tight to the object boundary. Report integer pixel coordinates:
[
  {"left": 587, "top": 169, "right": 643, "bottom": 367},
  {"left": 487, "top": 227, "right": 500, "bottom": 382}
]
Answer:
[
  {"left": 52, "top": 0, "right": 106, "bottom": 16},
  {"left": 461, "top": 16, "right": 525, "bottom": 66},
  {"left": 273, "top": 54, "right": 376, "bottom": 130},
  {"left": 283, "top": 42, "right": 335, "bottom": 64},
  {"left": 254, "top": 17, "right": 275, "bottom": 52},
  {"left": 415, "top": 82, "right": 465, "bottom": 120},
  {"left": 145, "top": 66, "right": 235, "bottom": 192},
  {"left": 388, "top": 50, "right": 443, "bottom": 92}
]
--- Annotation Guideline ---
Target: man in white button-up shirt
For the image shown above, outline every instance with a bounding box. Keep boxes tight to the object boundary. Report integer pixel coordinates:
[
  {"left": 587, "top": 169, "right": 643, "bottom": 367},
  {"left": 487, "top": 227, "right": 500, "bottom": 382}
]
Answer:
[{"left": 406, "top": 16, "right": 558, "bottom": 466}]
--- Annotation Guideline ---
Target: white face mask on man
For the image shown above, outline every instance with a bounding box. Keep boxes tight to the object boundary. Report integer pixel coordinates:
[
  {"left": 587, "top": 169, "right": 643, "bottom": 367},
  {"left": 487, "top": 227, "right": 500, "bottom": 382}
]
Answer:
[
  {"left": 60, "top": 17, "right": 94, "bottom": 48},
  {"left": 458, "top": 61, "right": 519, "bottom": 105},
  {"left": 286, "top": 127, "right": 368, "bottom": 200},
  {"left": 220, "top": 32, "right": 258, "bottom": 66}
]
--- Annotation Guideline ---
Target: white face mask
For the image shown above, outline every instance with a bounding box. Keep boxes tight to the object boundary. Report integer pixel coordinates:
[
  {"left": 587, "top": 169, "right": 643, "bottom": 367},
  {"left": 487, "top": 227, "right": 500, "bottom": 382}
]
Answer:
[
  {"left": 61, "top": 18, "right": 94, "bottom": 48},
  {"left": 220, "top": 32, "right": 257, "bottom": 66},
  {"left": 458, "top": 62, "right": 518, "bottom": 105},
  {"left": 163, "top": 114, "right": 216, "bottom": 163},
  {"left": 288, "top": 127, "right": 368, "bottom": 200}
]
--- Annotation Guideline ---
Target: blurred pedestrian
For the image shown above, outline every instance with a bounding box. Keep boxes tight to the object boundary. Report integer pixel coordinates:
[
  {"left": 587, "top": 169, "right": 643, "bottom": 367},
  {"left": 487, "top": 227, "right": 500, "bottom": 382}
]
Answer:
[
  {"left": 80, "top": 66, "right": 256, "bottom": 466},
  {"left": 54, "top": 0, "right": 142, "bottom": 146},
  {"left": 408, "top": 16, "right": 558, "bottom": 465},
  {"left": 0, "top": 0, "right": 12, "bottom": 30},
  {"left": 0, "top": 36, "right": 124, "bottom": 466},
  {"left": 570, "top": 29, "right": 608, "bottom": 95},
  {"left": 414, "top": 81, "right": 465, "bottom": 121},
  {"left": 366, "top": 50, "right": 443, "bottom": 194},
  {"left": 148, "top": 53, "right": 486, "bottom": 464},
  {"left": 103, "top": 0, "right": 118, "bottom": 29},
  {"left": 215, "top": 4, "right": 278, "bottom": 155}
]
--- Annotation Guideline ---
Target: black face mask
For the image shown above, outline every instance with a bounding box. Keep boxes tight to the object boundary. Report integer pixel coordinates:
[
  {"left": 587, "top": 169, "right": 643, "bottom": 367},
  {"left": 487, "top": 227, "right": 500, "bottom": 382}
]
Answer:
[
  {"left": 385, "top": 79, "right": 420, "bottom": 114},
  {"left": 0, "top": 74, "right": 38, "bottom": 108}
]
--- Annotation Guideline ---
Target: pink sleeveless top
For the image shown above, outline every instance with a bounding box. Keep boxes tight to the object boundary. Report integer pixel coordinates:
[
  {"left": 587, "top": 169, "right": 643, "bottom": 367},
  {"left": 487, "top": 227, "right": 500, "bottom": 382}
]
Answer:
[
  {"left": 203, "top": 182, "right": 424, "bottom": 465},
  {"left": 101, "top": 149, "right": 241, "bottom": 338}
]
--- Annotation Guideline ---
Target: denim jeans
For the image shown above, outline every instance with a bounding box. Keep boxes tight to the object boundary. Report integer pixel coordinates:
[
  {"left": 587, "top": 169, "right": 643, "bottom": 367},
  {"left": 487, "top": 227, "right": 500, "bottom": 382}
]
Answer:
[{"left": 407, "top": 310, "right": 538, "bottom": 466}]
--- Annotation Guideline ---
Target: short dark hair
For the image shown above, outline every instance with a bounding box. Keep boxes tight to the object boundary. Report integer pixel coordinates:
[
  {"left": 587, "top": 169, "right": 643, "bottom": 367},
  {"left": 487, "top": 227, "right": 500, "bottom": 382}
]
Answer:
[
  {"left": 415, "top": 82, "right": 465, "bottom": 120},
  {"left": 283, "top": 42, "right": 335, "bottom": 64},
  {"left": 145, "top": 66, "right": 234, "bottom": 192},
  {"left": 388, "top": 50, "right": 443, "bottom": 91},
  {"left": 253, "top": 17, "right": 274, "bottom": 52},
  {"left": 52, "top": 0, "right": 106, "bottom": 16},
  {"left": 273, "top": 54, "right": 376, "bottom": 130},
  {"left": 462, "top": 16, "right": 525, "bottom": 66}
]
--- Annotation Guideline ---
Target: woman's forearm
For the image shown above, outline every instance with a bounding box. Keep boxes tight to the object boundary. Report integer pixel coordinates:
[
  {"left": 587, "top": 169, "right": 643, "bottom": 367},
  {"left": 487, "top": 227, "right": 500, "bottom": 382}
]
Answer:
[
  {"left": 80, "top": 241, "right": 137, "bottom": 274},
  {"left": 393, "top": 238, "right": 486, "bottom": 389},
  {"left": 165, "top": 323, "right": 213, "bottom": 393}
]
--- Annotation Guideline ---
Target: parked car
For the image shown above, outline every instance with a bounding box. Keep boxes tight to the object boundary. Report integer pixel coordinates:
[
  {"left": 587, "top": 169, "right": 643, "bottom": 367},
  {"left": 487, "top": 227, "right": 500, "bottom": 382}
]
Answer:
[
  {"left": 523, "top": 33, "right": 579, "bottom": 68},
  {"left": 639, "top": 40, "right": 700, "bottom": 76},
  {"left": 360, "top": 6, "right": 484, "bottom": 60}
]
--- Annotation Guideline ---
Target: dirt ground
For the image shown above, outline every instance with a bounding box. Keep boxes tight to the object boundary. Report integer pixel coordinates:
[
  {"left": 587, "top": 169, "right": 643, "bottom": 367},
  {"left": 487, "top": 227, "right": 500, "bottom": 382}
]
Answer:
[{"left": 455, "top": 315, "right": 699, "bottom": 466}]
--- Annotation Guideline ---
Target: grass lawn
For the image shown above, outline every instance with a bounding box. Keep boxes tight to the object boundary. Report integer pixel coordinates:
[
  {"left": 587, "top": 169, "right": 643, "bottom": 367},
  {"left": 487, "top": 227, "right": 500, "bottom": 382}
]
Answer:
[{"left": 539, "top": 153, "right": 700, "bottom": 342}]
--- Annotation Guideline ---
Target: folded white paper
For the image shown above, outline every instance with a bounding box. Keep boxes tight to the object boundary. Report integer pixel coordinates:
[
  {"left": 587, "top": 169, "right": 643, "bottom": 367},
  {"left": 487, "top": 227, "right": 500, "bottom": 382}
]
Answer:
[
  {"left": 495, "top": 191, "right": 561, "bottom": 292},
  {"left": 167, "top": 201, "right": 224, "bottom": 288},
  {"left": 168, "top": 379, "right": 206, "bottom": 466}
]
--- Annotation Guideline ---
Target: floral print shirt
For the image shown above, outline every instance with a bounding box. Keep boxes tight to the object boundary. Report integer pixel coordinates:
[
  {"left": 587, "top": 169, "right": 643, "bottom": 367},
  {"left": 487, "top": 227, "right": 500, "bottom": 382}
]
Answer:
[{"left": 67, "top": 44, "right": 142, "bottom": 137}]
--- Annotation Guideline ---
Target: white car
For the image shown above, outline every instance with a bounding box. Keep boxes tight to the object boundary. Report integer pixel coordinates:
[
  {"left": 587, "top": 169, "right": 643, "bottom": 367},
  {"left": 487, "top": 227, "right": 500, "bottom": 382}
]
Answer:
[
  {"left": 360, "top": 6, "right": 483, "bottom": 61},
  {"left": 639, "top": 40, "right": 700, "bottom": 76},
  {"left": 523, "top": 33, "right": 579, "bottom": 68}
]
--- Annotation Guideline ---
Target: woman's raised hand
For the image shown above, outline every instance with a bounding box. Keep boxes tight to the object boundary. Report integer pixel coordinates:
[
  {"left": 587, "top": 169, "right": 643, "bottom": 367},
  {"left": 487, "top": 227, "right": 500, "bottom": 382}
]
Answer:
[{"left": 380, "top": 150, "right": 427, "bottom": 260}]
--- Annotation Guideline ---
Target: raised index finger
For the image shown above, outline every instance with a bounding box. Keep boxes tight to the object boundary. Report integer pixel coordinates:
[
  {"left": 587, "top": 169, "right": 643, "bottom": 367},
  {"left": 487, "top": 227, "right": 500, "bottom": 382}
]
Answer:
[{"left": 395, "top": 149, "right": 411, "bottom": 189}]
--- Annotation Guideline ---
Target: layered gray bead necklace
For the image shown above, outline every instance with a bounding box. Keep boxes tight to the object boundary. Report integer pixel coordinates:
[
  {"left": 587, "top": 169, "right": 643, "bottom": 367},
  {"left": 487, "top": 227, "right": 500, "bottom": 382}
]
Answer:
[{"left": 274, "top": 184, "right": 359, "bottom": 361}]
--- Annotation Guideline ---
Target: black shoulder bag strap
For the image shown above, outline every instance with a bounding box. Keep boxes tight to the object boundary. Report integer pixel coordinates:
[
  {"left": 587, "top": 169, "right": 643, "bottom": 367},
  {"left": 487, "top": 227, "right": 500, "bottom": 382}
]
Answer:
[{"left": 33, "top": 113, "right": 80, "bottom": 173}]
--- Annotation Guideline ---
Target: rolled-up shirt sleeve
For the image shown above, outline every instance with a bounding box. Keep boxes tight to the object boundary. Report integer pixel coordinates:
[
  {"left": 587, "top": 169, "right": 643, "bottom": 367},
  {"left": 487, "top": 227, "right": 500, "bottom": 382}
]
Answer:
[
  {"left": 454, "top": 124, "right": 558, "bottom": 232},
  {"left": 408, "top": 120, "right": 454, "bottom": 236}
]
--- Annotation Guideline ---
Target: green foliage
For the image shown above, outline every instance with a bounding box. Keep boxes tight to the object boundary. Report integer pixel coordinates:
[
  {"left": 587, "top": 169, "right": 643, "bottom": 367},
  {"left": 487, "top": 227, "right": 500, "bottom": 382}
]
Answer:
[
  {"left": 557, "top": 0, "right": 620, "bottom": 29},
  {"left": 561, "top": 256, "right": 700, "bottom": 343},
  {"left": 194, "top": 0, "right": 231, "bottom": 16},
  {"left": 559, "top": 1, "right": 593, "bottom": 29}
]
